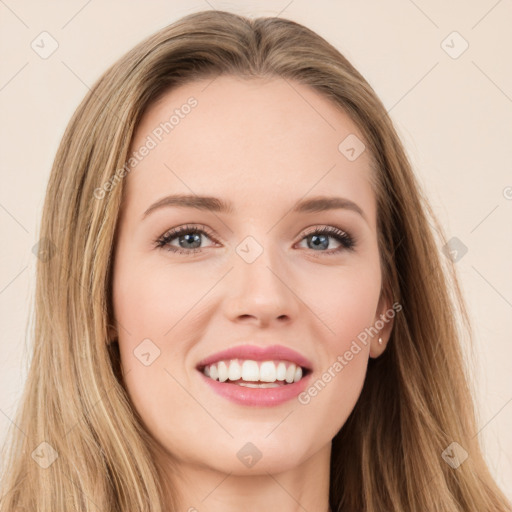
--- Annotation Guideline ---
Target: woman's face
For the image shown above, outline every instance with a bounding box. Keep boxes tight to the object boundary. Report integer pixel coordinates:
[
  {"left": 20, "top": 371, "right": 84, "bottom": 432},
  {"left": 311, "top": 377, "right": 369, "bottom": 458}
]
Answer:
[{"left": 111, "top": 75, "right": 392, "bottom": 476}]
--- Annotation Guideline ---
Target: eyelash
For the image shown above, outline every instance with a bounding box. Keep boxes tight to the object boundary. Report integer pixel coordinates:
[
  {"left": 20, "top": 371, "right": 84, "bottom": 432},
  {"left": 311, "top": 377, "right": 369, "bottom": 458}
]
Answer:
[{"left": 154, "top": 224, "right": 356, "bottom": 256}]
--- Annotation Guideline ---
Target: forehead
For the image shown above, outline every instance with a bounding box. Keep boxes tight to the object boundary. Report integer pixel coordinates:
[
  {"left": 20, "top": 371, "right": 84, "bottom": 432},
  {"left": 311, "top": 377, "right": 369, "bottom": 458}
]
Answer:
[{"left": 122, "top": 75, "right": 376, "bottom": 225}]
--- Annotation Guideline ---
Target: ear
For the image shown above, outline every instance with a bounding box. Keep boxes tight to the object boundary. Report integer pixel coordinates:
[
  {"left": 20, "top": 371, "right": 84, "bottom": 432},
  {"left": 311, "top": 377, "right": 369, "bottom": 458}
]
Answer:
[
  {"left": 107, "top": 323, "right": 118, "bottom": 344},
  {"left": 369, "top": 286, "right": 396, "bottom": 359}
]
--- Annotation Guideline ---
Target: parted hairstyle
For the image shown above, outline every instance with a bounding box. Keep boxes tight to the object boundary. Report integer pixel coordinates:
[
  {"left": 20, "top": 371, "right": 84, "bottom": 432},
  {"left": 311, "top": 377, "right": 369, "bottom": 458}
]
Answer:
[{"left": 1, "top": 9, "right": 510, "bottom": 512}]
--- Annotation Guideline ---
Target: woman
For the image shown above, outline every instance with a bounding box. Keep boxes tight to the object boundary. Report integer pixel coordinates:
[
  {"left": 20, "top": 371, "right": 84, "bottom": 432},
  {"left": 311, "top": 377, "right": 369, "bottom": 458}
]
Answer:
[{"left": 1, "top": 9, "right": 510, "bottom": 512}]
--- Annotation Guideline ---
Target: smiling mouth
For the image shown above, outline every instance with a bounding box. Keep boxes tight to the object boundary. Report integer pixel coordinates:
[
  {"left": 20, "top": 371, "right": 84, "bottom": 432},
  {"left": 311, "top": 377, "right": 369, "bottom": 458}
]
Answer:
[{"left": 197, "top": 358, "right": 311, "bottom": 387}]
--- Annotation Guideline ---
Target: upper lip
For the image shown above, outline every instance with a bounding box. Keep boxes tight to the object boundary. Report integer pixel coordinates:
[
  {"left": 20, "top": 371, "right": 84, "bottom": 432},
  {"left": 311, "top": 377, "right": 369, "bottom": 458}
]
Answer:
[{"left": 196, "top": 344, "right": 313, "bottom": 372}]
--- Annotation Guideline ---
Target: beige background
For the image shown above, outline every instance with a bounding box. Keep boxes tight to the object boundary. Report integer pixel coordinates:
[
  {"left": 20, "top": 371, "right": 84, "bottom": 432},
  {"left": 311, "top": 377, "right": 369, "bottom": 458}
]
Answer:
[{"left": 0, "top": 0, "right": 511, "bottom": 499}]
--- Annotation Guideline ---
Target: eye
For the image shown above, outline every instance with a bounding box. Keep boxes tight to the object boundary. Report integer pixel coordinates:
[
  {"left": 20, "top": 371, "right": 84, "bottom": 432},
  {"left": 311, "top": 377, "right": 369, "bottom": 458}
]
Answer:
[
  {"left": 154, "top": 224, "right": 218, "bottom": 255},
  {"left": 296, "top": 226, "right": 355, "bottom": 255},
  {"left": 154, "top": 224, "right": 356, "bottom": 256}
]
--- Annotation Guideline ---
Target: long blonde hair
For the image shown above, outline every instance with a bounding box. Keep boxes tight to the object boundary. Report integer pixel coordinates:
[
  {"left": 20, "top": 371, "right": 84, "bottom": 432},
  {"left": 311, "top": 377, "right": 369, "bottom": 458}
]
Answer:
[{"left": 1, "top": 10, "right": 510, "bottom": 512}]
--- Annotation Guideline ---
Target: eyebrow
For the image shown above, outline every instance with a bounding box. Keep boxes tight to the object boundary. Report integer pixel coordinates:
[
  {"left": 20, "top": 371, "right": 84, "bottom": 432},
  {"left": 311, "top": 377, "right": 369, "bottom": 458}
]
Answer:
[{"left": 142, "top": 194, "right": 367, "bottom": 222}]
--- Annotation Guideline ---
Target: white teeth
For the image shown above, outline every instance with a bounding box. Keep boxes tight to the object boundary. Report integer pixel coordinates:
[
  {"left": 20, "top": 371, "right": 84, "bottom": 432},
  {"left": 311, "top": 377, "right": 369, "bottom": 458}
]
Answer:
[
  {"left": 285, "top": 364, "right": 296, "bottom": 383},
  {"left": 276, "top": 362, "right": 287, "bottom": 381},
  {"left": 217, "top": 361, "right": 229, "bottom": 382},
  {"left": 228, "top": 360, "right": 241, "bottom": 381},
  {"left": 241, "top": 360, "right": 259, "bottom": 382},
  {"left": 259, "top": 361, "right": 276, "bottom": 382},
  {"left": 201, "top": 359, "right": 305, "bottom": 384}
]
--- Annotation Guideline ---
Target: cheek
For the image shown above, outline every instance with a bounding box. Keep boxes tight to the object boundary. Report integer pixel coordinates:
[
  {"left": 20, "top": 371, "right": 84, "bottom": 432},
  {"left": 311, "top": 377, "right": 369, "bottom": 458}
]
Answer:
[
  {"left": 290, "top": 258, "right": 381, "bottom": 419},
  {"left": 297, "top": 274, "right": 378, "bottom": 434},
  {"left": 112, "top": 265, "right": 194, "bottom": 448},
  {"left": 112, "top": 255, "right": 195, "bottom": 338},
  {"left": 111, "top": 254, "right": 204, "bottom": 429},
  {"left": 303, "top": 260, "right": 381, "bottom": 347}
]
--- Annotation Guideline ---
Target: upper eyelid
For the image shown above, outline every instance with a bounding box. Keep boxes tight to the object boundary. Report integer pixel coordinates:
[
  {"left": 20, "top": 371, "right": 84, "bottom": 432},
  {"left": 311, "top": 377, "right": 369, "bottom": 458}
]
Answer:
[
  {"left": 160, "top": 224, "right": 217, "bottom": 241},
  {"left": 158, "top": 224, "right": 351, "bottom": 240}
]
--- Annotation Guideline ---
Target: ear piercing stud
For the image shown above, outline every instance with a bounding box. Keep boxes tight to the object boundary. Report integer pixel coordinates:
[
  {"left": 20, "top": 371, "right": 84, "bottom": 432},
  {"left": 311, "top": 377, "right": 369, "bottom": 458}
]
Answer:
[{"left": 378, "top": 337, "right": 383, "bottom": 345}]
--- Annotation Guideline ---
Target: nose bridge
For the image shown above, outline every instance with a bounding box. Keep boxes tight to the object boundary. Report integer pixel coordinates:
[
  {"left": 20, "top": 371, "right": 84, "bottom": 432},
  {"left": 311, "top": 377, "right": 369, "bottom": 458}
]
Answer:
[{"left": 224, "top": 232, "right": 298, "bottom": 323}]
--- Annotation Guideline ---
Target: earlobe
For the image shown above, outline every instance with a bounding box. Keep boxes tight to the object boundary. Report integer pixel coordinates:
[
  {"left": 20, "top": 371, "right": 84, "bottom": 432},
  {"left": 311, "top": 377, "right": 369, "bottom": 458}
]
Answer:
[{"left": 369, "top": 288, "right": 395, "bottom": 358}]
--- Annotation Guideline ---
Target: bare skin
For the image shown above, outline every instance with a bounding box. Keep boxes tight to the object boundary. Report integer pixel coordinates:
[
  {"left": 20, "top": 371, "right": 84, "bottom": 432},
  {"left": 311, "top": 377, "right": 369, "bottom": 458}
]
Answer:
[{"left": 111, "top": 75, "right": 393, "bottom": 512}]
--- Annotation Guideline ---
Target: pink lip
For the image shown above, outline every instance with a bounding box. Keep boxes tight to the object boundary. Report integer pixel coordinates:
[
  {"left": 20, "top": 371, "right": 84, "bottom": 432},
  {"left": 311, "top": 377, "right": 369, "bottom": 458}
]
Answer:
[
  {"left": 195, "top": 344, "right": 313, "bottom": 371},
  {"left": 198, "top": 371, "right": 313, "bottom": 407}
]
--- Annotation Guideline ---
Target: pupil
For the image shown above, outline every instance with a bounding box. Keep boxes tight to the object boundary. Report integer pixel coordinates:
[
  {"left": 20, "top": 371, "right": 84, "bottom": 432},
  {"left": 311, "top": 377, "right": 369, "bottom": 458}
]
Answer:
[
  {"left": 310, "top": 234, "right": 328, "bottom": 250},
  {"left": 181, "top": 233, "right": 201, "bottom": 248}
]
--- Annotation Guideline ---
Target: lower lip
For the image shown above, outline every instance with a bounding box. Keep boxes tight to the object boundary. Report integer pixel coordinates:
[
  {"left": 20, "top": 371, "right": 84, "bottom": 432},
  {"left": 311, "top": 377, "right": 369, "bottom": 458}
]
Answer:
[{"left": 198, "top": 370, "right": 312, "bottom": 407}]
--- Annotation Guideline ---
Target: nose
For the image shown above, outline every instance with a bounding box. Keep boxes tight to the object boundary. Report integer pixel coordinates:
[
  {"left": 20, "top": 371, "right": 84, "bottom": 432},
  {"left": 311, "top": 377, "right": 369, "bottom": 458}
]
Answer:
[{"left": 223, "top": 247, "right": 300, "bottom": 327}]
